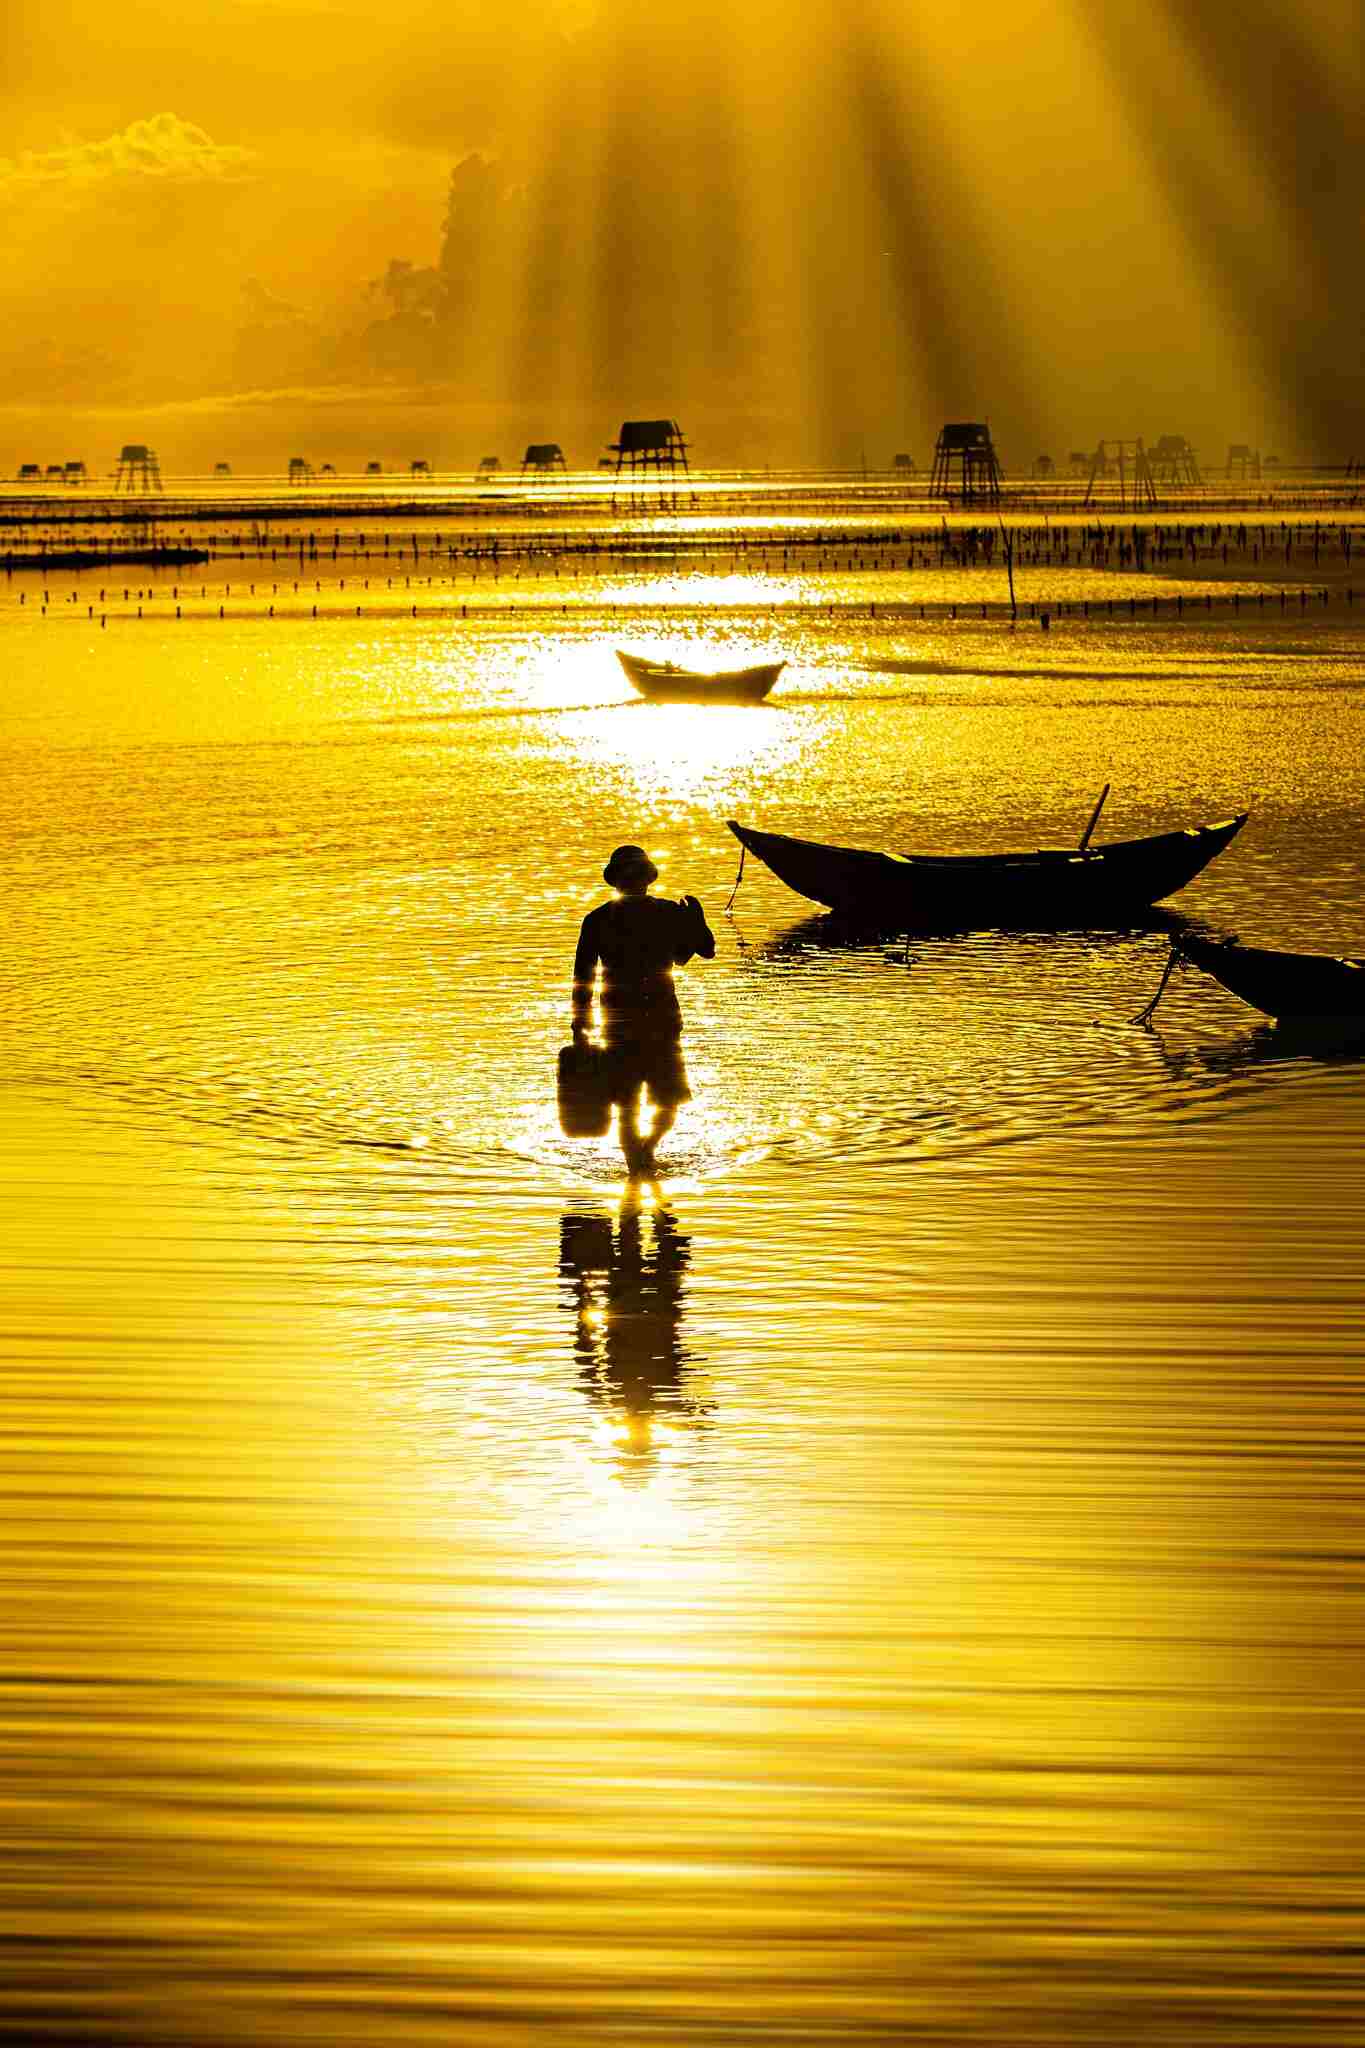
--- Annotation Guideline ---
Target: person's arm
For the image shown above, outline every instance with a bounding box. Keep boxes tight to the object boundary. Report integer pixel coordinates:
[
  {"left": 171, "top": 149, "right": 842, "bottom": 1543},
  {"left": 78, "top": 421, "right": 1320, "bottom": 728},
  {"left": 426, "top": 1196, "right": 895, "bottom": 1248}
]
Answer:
[
  {"left": 571, "top": 914, "right": 599, "bottom": 1041},
  {"left": 674, "top": 895, "right": 716, "bottom": 964}
]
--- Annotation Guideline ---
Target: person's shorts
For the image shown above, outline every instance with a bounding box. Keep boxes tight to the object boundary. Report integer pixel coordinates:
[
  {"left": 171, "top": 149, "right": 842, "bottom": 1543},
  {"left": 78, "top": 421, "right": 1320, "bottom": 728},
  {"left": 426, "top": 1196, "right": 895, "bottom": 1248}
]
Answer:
[{"left": 605, "top": 1035, "right": 691, "bottom": 1108}]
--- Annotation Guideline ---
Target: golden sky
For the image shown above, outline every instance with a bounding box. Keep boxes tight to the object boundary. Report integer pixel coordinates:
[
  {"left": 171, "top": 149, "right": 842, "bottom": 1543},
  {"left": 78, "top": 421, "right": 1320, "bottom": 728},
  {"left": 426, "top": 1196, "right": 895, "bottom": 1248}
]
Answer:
[{"left": 2, "top": 0, "right": 1360, "bottom": 468}]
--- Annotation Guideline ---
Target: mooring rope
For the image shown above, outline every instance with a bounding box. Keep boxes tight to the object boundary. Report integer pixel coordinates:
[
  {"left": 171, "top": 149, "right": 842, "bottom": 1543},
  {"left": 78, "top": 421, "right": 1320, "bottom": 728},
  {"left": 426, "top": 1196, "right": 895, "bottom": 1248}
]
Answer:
[
  {"left": 724, "top": 840, "right": 747, "bottom": 913},
  {"left": 1132, "top": 943, "right": 1182, "bottom": 1027}
]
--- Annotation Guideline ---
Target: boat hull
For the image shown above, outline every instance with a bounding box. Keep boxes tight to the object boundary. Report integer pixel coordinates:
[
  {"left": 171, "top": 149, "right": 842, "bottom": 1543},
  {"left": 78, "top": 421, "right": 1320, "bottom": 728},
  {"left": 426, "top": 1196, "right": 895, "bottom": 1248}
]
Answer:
[
  {"left": 727, "top": 813, "right": 1247, "bottom": 930},
  {"left": 618, "top": 652, "right": 783, "bottom": 704},
  {"left": 1178, "top": 933, "right": 1365, "bottom": 1024}
]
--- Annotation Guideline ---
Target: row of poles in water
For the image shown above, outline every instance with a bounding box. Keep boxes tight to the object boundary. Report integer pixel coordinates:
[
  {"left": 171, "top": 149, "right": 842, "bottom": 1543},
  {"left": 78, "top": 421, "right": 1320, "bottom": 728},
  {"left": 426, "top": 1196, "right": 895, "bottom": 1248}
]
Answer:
[
  {"left": 3, "top": 517, "right": 1362, "bottom": 571},
  {"left": 15, "top": 584, "right": 1355, "bottom": 628}
]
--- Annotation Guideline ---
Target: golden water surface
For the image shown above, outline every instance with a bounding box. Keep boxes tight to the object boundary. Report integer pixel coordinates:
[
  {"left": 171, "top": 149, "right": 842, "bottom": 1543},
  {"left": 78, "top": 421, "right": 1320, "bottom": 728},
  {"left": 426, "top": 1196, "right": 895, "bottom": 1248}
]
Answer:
[{"left": 3, "top": 522, "right": 1364, "bottom": 2043}]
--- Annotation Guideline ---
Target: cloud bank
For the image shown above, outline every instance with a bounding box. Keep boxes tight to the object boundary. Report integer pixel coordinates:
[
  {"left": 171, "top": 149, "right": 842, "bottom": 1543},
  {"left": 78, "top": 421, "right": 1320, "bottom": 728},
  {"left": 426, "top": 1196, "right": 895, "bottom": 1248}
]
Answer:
[{"left": 0, "top": 112, "right": 255, "bottom": 196}]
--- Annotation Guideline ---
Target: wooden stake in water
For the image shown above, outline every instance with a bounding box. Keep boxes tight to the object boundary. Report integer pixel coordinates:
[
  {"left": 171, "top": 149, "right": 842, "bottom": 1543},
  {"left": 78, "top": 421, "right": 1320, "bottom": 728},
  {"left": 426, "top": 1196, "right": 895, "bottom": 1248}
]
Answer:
[{"left": 997, "top": 514, "right": 1017, "bottom": 622}]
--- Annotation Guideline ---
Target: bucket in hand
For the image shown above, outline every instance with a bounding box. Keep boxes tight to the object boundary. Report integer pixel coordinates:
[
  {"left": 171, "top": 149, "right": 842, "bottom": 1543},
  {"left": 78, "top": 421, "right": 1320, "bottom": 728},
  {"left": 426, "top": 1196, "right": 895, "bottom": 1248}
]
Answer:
[{"left": 557, "top": 1041, "right": 612, "bottom": 1138}]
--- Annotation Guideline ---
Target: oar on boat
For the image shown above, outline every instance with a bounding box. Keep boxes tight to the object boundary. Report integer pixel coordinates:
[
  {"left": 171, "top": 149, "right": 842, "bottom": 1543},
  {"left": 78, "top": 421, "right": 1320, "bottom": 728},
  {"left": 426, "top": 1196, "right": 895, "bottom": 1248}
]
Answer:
[{"left": 1078, "top": 783, "right": 1110, "bottom": 853}]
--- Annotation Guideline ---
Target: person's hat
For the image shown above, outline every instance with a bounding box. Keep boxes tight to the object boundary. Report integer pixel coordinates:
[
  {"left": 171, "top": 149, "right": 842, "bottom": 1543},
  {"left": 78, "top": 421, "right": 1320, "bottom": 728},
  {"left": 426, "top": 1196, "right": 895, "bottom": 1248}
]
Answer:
[{"left": 603, "top": 844, "right": 658, "bottom": 887}]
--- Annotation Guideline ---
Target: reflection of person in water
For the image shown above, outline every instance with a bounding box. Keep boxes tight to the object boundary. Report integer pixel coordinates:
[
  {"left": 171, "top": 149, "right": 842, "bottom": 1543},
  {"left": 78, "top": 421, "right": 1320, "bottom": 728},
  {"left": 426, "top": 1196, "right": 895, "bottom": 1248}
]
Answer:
[
  {"left": 559, "top": 1198, "right": 701, "bottom": 1466},
  {"left": 572, "top": 844, "right": 715, "bottom": 1176}
]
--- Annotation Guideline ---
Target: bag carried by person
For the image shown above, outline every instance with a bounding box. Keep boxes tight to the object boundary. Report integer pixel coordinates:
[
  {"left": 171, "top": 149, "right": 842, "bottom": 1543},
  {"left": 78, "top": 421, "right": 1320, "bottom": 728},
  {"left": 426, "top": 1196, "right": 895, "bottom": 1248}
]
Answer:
[
  {"left": 557, "top": 1040, "right": 612, "bottom": 1137},
  {"left": 677, "top": 892, "right": 716, "bottom": 961}
]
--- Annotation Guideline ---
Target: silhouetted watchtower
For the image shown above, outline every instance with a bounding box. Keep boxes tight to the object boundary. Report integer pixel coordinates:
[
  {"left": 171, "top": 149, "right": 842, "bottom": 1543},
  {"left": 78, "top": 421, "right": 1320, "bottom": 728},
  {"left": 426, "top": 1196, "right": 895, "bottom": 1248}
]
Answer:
[
  {"left": 410, "top": 459, "right": 430, "bottom": 476},
  {"left": 929, "top": 422, "right": 1001, "bottom": 503},
  {"left": 288, "top": 456, "right": 312, "bottom": 484},
  {"left": 114, "top": 444, "right": 162, "bottom": 493},
  {"left": 1148, "top": 435, "right": 1202, "bottom": 489},
  {"left": 609, "top": 419, "right": 693, "bottom": 507},
  {"left": 1226, "top": 443, "right": 1260, "bottom": 481},
  {"left": 521, "top": 442, "right": 567, "bottom": 478},
  {"left": 892, "top": 452, "right": 916, "bottom": 471},
  {"left": 63, "top": 461, "right": 87, "bottom": 484},
  {"left": 1083, "top": 438, "right": 1156, "bottom": 509}
]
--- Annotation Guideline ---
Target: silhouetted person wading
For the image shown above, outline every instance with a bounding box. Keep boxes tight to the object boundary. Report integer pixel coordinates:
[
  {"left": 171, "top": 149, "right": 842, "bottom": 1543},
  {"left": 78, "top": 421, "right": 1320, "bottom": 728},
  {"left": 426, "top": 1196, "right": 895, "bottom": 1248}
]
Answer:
[{"left": 572, "top": 845, "right": 715, "bottom": 1175}]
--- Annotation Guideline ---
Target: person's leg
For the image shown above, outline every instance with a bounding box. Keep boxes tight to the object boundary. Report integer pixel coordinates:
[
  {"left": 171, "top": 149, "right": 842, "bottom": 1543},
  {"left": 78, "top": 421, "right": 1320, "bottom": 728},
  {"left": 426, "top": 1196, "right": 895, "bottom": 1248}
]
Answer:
[
  {"left": 616, "top": 1084, "right": 645, "bottom": 1173},
  {"left": 640, "top": 1104, "right": 677, "bottom": 1161},
  {"left": 638, "top": 1042, "right": 687, "bottom": 1168}
]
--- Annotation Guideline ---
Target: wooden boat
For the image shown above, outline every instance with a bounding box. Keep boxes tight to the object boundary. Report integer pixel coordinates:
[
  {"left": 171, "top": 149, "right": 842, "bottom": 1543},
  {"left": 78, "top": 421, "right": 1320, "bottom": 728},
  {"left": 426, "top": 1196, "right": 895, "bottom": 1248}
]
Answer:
[
  {"left": 618, "top": 651, "right": 784, "bottom": 704},
  {"left": 726, "top": 811, "right": 1247, "bottom": 930},
  {"left": 1176, "top": 932, "right": 1365, "bottom": 1025}
]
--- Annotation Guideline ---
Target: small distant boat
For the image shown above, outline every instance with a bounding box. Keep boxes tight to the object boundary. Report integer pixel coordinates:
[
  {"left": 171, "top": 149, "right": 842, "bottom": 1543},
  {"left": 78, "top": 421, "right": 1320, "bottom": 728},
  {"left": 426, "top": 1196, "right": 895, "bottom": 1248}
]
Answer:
[
  {"left": 1177, "top": 932, "right": 1365, "bottom": 1026},
  {"left": 726, "top": 809, "right": 1247, "bottom": 930},
  {"left": 618, "top": 651, "right": 784, "bottom": 703}
]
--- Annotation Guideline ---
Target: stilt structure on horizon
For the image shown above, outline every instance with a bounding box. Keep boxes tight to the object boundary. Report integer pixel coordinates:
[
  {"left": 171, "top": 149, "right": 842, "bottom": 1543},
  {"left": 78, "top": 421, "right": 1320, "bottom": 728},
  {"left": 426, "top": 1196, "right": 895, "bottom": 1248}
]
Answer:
[
  {"left": 1148, "top": 435, "right": 1202, "bottom": 490},
  {"left": 1083, "top": 438, "right": 1156, "bottom": 509},
  {"left": 929, "top": 423, "right": 1002, "bottom": 503},
  {"left": 114, "top": 444, "right": 162, "bottom": 494},
  {"left": 1227, "top": 443, "right": 1261, "bottom": 481},
  {"left": 521, "top": 443, "right": 567, "bottom": 479},
  {"left": 609, "top": 420, "right": 694, "bottom": 509}
]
